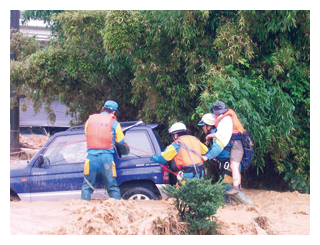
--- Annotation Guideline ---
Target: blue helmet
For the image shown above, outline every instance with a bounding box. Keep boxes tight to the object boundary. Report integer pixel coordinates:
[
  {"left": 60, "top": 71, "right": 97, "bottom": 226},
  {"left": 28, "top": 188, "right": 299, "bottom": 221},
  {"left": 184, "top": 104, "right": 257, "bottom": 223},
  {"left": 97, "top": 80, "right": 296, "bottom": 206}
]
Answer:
[{"left": 104, "top": 100, "right": 119, "bottom": 112}]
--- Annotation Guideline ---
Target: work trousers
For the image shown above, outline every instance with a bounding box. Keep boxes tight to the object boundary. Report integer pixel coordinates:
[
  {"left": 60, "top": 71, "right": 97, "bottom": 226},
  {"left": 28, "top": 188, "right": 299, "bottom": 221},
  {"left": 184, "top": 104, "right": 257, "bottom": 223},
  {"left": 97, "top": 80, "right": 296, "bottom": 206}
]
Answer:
[{"left": 81, "top": 153, "right": 121, "bottom": 201}]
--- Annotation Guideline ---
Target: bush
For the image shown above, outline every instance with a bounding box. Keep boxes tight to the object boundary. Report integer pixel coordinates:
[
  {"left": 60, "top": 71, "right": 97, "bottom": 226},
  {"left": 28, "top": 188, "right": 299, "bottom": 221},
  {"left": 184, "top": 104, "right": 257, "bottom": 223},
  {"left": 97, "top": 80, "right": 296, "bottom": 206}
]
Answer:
[{"left": 164, "top": 178, "right": 225, "bottom": 235}]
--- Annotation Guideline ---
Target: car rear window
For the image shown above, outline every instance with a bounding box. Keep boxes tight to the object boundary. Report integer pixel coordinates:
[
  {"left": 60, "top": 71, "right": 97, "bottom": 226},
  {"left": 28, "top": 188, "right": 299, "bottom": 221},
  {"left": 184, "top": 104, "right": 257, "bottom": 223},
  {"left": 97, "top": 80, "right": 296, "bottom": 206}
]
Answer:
[
  {"left": 117, "top": 130, "right": 155, "bottom": 159},
  {"left": 43, "top": 134, "right": 87, "bottom": 165}
]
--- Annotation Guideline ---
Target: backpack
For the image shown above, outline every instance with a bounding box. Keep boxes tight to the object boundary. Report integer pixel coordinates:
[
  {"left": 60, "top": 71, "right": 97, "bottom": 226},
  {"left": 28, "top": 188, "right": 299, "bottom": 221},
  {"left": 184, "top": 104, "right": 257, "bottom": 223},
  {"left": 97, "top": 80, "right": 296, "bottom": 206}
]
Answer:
[{"left": 240, "top": 130, "right": 254, "bottom": 169}]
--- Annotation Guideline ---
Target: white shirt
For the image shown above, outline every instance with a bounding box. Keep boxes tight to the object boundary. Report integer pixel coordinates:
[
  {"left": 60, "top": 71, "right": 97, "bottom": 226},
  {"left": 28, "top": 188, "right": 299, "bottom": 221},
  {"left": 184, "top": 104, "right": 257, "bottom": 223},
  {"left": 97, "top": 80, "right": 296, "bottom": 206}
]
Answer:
[{"left": 215, "top": 115, "right": 233, "bottom": 147}]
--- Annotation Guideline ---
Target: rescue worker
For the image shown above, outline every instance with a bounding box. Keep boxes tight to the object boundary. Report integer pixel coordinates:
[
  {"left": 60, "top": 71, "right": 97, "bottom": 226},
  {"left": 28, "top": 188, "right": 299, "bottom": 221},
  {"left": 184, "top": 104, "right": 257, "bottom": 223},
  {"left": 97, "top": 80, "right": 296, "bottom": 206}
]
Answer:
[
  {"left": 149, "top": 122, "right": 208, "bottom": 180},
  {"left": 206, "top": 101, "right": 245, "bottom": 195},
  {"left": 81, "top": 100, "right": 125, "bottom": 201},
  {"left": 199, "top": 113, "right": 255, "bottom": 205},
  {"left": 198, "top": 113, "right": 231, "bottom": 164}
]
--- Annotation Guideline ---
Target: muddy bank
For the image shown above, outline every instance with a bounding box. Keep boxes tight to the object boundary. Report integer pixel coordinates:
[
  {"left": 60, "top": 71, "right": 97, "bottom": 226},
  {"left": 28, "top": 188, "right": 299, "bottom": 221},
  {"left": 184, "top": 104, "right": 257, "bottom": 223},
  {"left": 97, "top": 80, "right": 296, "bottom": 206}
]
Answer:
[
  {"left": 10, "top": 198, "right": 185, "bottom": 235},
  {"left": 216, "top": 189, "right": 310, "bottom": 235},
  {"left": 10, "top": 189, "right": 310, "bottom": 235}
]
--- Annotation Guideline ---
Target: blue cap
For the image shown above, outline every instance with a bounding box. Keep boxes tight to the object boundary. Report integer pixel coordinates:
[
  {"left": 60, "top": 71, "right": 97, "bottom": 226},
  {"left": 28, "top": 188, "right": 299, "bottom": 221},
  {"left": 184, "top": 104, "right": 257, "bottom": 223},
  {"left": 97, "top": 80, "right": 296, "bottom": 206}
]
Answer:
[{"left": 104, "top": 100, "right": 119, "bottom": 112}]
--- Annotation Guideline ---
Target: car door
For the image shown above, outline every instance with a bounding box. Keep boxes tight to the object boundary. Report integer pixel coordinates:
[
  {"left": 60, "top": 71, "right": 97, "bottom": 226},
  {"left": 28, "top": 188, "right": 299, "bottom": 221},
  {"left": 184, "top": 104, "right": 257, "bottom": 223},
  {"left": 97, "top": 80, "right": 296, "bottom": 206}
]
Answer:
[
  {"left": 115, "top": 128, "right": 163, "bottom": 185},
  {"left": 29, "top": 133, "right": 91, "bottom": 201}
]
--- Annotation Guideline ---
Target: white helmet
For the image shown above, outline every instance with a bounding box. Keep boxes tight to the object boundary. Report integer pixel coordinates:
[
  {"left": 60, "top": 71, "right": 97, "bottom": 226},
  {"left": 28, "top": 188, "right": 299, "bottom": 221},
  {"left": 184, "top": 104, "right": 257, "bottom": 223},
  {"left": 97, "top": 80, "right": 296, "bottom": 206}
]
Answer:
[
  {"left": 168, "top": 122, "right": 187, "bottom": 134},
  {"left": 198, "top": 113, "right": 216, "bottom": 126}
]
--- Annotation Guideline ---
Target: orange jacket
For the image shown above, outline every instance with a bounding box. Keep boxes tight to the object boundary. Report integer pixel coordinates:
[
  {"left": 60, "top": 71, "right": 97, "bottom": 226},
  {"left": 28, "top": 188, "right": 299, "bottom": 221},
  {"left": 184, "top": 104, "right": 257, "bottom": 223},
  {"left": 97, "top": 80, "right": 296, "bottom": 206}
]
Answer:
[
  {"left": 174, "top": 135, "right": 204, "bottom": 170},
  {"left": 214, "top": 109, "right": 245, "bottom": 134},
  {"left": 86, "top": 113, "right": 116, "bottom": 149}
]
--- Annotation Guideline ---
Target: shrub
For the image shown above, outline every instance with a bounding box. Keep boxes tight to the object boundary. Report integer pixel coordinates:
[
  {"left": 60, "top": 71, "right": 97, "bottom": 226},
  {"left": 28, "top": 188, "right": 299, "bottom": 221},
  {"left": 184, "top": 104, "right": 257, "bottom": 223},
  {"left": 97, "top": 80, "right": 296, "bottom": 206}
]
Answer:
[{"left": 164, "top": 178, "right": 225, "bottom": 235}]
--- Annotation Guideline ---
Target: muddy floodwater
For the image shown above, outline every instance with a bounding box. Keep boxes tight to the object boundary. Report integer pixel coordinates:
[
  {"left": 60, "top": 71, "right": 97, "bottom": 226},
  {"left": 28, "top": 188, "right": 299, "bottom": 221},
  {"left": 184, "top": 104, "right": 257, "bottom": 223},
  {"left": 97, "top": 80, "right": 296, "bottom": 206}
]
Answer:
[{"left": 10, "top": 189, "right": 310, "bottom": 235}]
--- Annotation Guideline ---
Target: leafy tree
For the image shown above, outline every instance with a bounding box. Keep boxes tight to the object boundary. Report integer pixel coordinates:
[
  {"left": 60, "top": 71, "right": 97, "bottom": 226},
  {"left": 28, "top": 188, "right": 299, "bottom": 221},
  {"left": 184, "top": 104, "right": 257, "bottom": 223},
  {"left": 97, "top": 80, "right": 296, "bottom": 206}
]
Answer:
[{"left": 11, "top": 11, "right": 136, "bottom": 123}]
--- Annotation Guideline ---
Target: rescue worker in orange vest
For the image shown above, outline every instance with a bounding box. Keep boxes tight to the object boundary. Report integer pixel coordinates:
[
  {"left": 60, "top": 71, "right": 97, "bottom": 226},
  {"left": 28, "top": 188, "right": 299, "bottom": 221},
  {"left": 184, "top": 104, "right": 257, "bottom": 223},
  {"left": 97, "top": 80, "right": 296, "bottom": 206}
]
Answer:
[
  {"left": 205, "top": 101, "right": 245, "bottom": 195},
  {"left": 149, "top": 122, "right": 208, "bottom": 181},
  {"left": 81, "top": 100, "right": 125, "bottom": 201}
]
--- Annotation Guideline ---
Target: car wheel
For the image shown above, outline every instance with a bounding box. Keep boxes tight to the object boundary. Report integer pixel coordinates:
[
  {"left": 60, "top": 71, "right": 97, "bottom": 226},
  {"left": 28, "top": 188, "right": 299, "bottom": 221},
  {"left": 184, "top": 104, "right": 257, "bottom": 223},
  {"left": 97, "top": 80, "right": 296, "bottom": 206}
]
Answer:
[{"left": 122, "top": 187, "right": 158, "bottom": 200}]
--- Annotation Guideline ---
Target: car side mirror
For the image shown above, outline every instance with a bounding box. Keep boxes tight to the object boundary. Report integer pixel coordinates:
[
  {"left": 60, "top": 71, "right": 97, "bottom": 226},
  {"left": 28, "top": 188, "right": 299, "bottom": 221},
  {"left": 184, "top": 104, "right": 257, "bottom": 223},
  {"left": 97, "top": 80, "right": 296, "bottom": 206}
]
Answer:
[{"left": 38, "top": 154, "right": 44, "bottom": 167}]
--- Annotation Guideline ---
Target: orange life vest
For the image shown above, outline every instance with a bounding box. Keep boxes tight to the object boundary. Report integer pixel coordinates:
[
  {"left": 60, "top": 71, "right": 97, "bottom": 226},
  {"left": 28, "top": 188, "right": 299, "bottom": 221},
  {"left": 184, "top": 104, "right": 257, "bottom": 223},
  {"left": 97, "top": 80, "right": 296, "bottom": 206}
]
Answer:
[
  {"left": 174, "top": 135, "right": 204, "bottom": 170},
  {"left": 214, "top": 109, "right": 245, "bottom": 134},
  {"left": 86, "top": 113, "right": 116, "bottom": 149}
]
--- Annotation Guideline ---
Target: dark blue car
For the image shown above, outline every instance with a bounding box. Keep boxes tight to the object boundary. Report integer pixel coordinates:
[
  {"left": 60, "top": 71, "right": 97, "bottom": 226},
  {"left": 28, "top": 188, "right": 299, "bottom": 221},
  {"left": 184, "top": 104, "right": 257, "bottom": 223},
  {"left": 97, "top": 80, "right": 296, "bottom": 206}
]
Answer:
[{"left": 10, "top": 121, "right": 171, "bottom": 201}]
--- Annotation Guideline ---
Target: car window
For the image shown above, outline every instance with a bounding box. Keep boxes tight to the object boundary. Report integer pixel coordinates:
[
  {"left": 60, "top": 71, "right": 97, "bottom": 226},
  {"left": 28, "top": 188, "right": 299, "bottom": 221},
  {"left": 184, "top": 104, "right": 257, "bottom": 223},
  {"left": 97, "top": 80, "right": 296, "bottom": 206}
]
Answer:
[
  {"left": 117, "top": 130, "right": 155, "bottom": 159},
  {"left": 43, "top": 134, "right": 87, "bottom": 165}
]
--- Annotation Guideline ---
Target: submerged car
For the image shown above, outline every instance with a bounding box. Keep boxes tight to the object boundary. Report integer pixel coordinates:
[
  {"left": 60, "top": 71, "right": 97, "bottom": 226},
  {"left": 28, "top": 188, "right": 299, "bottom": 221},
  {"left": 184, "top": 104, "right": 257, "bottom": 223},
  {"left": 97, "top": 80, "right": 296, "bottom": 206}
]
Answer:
[{"left": 10, "top": 121, "right": 171, "bottom": 201}]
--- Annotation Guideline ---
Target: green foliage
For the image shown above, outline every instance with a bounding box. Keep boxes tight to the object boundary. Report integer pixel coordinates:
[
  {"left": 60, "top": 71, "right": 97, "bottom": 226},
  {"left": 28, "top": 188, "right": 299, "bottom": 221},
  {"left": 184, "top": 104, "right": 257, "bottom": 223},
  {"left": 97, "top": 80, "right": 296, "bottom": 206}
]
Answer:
[
  {"left": 197, "top": 66, "right": 295, "bottom": 173},
  {"left": 11, "top": 10, "right": 310, "bottom": 193},
  {"left": 22, "top": 10, "right": 64, "bottom": 24},
  {"left": 214, "top": 20, "right": 255, "bottom": 66},
  {"left": 164, "top": 178, "right": 225, "bottom": 235},
  {"left": 102, "top": 10, "right": 221, "bottom": 141},
  {"left": 10, "top": 29, "right": 40, "bottom": 61}
]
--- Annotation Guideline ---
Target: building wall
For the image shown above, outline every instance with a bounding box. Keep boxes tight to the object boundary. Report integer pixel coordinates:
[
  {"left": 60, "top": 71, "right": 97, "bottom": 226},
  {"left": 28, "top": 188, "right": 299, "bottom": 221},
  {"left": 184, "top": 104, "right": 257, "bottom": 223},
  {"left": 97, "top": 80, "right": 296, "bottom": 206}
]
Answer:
[{"left": 19, "top": 11, "right": 52, "bottom": 42}]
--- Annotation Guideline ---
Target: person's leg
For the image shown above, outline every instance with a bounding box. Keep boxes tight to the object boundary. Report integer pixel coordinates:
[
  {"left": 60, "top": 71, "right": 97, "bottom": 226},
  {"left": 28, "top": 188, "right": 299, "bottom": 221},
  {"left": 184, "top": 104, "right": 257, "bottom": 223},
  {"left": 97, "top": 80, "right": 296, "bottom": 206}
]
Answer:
[
  {"left": 100, "top": 154, "right": 121, "bottom": 200},
  {"left": 81, "top": 154, "right": 98, "bottom": 201},
  {"left": 226, "top": 140, "right": 243, "bottom": 195}
]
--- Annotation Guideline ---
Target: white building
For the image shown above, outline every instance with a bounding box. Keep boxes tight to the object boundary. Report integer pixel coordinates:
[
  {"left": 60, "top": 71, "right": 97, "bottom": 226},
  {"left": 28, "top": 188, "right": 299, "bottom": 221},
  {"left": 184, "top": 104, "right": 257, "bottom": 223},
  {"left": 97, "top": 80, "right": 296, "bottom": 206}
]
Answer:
[{"left": 19, "top": 11, "right": 52, "bottom": 42}]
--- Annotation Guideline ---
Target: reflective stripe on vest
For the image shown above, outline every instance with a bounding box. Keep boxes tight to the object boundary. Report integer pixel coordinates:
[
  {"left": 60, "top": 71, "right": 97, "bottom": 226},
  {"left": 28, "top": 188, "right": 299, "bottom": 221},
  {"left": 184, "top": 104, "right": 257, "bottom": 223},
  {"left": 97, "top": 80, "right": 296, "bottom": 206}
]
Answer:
[
  {"left": 174, "top": 135, "right": 204, "bottom": 170},
  {"left": 214, "top": 109, "right": 245, "bottom": 134},
  {"left": 86, "top": 113, "right": 115, "bottom": 149}
]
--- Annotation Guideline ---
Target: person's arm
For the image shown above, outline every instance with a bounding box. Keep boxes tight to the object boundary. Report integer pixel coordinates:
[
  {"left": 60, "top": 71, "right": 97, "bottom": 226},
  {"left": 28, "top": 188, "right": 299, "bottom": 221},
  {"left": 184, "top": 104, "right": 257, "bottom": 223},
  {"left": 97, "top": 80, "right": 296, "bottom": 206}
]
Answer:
[
  {"left": 206, "top": 133, "right": 216, "bottom": 140},
  {"left": 114, "top": 122, "right": 125, "bottom": 145},
  {"left": 212, "top": 116, "right": 232, "bottom": 147},
  {"left": 205, "top": 133, "right": 216, "bottom": 145},
  {"left": 150, "top": 143, "right": 179, "bottom": 165},
  {"left": 203, "top": 138, "right": 224, "bottom": 160},
  {"left": 84, "top": 120, "right": 89, "bottom": 134},
  {"left": 200, "top": 142, "right": 209, "bottom": 161},
  {"left": 200, "top": 142, "right": 208, "bottom": 155}
]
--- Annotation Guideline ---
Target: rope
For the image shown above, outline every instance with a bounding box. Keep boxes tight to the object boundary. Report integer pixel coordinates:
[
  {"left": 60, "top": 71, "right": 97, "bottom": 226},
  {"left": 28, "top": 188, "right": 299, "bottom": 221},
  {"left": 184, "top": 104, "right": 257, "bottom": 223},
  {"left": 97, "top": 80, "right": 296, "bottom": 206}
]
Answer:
[
  {"left": 122, "top": 143, "right": 154, "bottom": 156},
  {"left": 176, "top": 137, "right": 200, "bottom": 178}
]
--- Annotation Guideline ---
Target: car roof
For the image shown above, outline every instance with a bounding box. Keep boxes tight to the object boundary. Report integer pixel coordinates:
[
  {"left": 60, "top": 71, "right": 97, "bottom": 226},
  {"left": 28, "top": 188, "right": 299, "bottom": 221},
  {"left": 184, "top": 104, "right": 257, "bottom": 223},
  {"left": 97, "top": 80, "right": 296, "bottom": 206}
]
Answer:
[{"left": 55, "top": 121, "right": 158, "bottom": 136}]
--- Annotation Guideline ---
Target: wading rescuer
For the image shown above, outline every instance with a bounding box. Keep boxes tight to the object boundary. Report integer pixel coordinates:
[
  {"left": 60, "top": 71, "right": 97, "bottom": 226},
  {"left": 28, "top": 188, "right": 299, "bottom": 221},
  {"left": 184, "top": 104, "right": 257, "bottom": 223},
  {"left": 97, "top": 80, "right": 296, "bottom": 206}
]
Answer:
[
  {"left": 149, "top": 122, "right": 208, "bottom": 181},
  {"left": 199, "top": 113, "right": 255, "bottom": 205},
  {"left": 81, "top": 100, "right": 125, "bottom": 201},
  {"left": 206, "top": 101, "right": 246, "bottom": 196}
]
